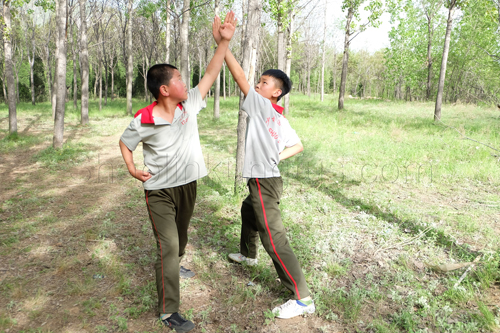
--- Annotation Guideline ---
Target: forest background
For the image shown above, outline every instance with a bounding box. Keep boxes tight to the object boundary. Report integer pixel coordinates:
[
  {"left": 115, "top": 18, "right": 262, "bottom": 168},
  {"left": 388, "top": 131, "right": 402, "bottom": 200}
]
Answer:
[{"left": 1, "top": 0, "right": 500, "bottom": 332}]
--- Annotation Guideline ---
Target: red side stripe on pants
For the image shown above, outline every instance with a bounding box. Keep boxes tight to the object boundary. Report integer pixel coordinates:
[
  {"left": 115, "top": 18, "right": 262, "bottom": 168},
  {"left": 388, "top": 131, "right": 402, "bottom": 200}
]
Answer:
[
  {"left": 145, "top": 190, "right": 166, "bottom": 313},
  {"left": 256, "top": 178, "right": 301, "bottom": 299}
]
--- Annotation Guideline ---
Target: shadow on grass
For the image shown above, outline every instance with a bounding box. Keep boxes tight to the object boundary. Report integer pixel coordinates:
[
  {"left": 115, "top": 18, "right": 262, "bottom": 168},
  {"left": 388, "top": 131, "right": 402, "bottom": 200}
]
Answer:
[{"left": 285, "top": 146, "right": 482, "bottom": 261}]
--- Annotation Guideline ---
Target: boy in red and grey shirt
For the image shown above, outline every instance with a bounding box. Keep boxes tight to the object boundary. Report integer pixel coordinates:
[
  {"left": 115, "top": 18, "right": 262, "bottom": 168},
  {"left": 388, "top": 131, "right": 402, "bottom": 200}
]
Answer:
[
  {"left": 119, "top": 12, "right": 236, "bottom": 332},
  {"left": 212, "top": 17, "right": 315, "bottom": 319}
]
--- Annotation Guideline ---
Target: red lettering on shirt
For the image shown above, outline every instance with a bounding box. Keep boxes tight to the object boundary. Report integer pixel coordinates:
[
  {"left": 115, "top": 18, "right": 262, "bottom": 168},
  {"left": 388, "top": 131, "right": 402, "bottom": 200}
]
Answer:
[{"left": 266, "top": 117, "right": 270, "bottom": 125}]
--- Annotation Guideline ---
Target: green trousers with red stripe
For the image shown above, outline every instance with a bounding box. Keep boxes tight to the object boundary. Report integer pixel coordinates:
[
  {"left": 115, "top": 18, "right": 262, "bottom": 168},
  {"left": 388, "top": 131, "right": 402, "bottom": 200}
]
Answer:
[
  {"left": 240, "top": 177, "right": 310, "bottom": 300},
  {"left": 144, "top": 181, "right": 197, "bottom": 314}
]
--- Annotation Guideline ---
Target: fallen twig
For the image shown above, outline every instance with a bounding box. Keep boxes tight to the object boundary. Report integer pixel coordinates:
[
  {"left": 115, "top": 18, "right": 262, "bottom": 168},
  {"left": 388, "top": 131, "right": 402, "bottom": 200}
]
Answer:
[
  {"left": 454, "top": 255, "right": 482, "bottom": 288},
  {"left": 373, "top": 227, "right": 431, "bottom": 256}
]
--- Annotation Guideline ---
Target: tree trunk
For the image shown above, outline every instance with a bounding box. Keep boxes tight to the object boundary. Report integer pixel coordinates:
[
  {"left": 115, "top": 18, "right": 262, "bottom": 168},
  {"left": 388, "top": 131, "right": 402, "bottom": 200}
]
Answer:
[
  {"left": 235, "top": 0, "right": 261, "bottom": 191},
  {"left": 111, "top": 57, "right": 115, "bottom": 101},
  {"left": 53, "top": 0, "right": 67, "bottom": 149},
  {"left": 71, "top": 19, "right": 78, "bottom": 109},
  {"left": 284, "top": 9, "right": 294, "bottom": 115},
  {"left": 434, "top": 1, "right": 456, "bottom": 121},
  {"left": 223, "top": 63, "right": 226, "bottom": 99},
  {"left": 426, "top": 14, "right": 433, "bottom": 100},
  {"left": 277, "top": 6, "right": 285, "bottom": 71},
  {"left": 99, "top": 61, "right": 102, "bottom": 111},
  {"left": 333, "top": 49, "right": 337, "bottom": 93},
  {"left": 213, "top": 0, "right": 221, "bottom": 119},
  {"left": 320, "top": 3, "right": 326, "bottom": 101},
  {"left": 338, "top": 7, "right": 353, "bottom": 110},
  {"left": 29, "top": 54, "right": 35, "bottom": 105},
  {"left": 165, "top": 0, "right": 171, "bottom": 63},
  {"left": 126, "top": 0, "right": 133, "bottom": 115},
  {"left": 27, "top": 22, "right": 36, "bottom": 105},
  {"left": 180, "top": 0, "right": 190, "bottom": 88},
  {"left": 3, "top": 1, "right": 17, "bottom": 133}
]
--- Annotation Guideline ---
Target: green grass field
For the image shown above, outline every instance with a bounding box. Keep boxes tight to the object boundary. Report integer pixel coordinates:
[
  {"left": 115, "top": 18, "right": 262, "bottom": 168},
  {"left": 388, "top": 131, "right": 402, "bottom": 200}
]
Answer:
[{"left": 0, "top": 94, "right": 499, "bottom": 332}]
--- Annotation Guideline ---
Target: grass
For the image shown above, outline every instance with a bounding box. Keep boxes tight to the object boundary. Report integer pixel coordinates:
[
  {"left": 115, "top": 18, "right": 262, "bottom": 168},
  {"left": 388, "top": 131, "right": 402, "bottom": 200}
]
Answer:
[{"left": 0, "top": 94, "right": 499, "bottom": 332}]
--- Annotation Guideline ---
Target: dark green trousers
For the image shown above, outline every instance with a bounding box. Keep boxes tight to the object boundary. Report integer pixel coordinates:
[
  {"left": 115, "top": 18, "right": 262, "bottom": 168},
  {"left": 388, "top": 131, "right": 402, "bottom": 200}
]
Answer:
[
  {"left": 144, "top": 181, "right": 197, "bottom": 314},
  {"left": 240, "top": 177, "right": 310, "bottom": 300}
]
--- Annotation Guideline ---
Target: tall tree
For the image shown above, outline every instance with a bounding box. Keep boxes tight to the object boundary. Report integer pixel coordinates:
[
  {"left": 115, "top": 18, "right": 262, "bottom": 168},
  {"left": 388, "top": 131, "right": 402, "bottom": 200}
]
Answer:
[
  {"left": 422, "top": 0, "right": 443, "bottom": 100},
  {"left": 320, "top": 0, "right": 327, "bottom": 101},
  {"left": 53, "top": 0, "right": 68, "bottom": 148},
  {"left": 434, "top": 0, "right": 461, "bottom": 121},
  {"left": 165, "top": 0, "right": 171, "bottom": 62},
  {"left": 283, "top": 8, "right": 294, "bottom": 114},
  {"left": 180, "top": 0, "right": 190, "bottom": 88},
  {"left": 24, "top": 11, "right": 37, "bottom": 105},
  {"left": 126, "top": 0, "right": 133, "bottom": 115},
  {"left": 79, "top": 0, "right": 89, "bottom": 124},
  {"left": 338, "top": 0, "right": 383, "bottom": 110},
  {"left": 3, "top": 0, "right": 17, "bottom": 133},
  {"left": 214, "top": 0, "right": 221, "bottom": 119},
  {"left": 234, "top": 0, "right": 262, "bottom": 191}
]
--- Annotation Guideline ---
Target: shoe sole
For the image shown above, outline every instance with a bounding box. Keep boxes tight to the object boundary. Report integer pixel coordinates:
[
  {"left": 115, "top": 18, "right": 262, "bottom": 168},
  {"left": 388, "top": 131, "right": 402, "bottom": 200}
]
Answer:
[{"left": 275, "top": 306, "right": 315, "bottom": 319}]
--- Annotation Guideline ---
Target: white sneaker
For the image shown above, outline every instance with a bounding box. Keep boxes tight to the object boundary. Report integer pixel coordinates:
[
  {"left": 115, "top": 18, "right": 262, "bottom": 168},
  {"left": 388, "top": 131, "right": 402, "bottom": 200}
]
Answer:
[
  {"left": 272, "top": 299, "right": 315, "bottom": 319},
  {"left": 228, "top": 253, "right": 258, "bottom": 266}
]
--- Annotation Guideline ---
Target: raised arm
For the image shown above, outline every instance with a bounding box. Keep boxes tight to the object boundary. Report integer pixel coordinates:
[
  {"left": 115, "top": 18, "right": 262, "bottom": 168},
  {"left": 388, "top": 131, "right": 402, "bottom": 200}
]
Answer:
[
  {"left": 197, "top": 11, "right": 236, "bottom": 98},
  {"left": 212, "top": 16, "right": 250, "bottom": 97}
]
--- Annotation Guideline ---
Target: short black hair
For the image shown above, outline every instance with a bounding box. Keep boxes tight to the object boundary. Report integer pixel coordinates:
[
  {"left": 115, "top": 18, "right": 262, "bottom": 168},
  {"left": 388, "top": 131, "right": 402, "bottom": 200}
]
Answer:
[
  {"left": 147, "top": 64, "right": 178, "bottom": 100},
  {"left": 261, "top": 69, "right": 292, "bottom": 101}
]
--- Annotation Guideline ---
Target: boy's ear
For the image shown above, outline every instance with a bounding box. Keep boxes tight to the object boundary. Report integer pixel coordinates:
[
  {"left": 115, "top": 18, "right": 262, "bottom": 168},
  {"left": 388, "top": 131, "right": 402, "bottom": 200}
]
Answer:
[
  {"left": 272, "top": 89, "right": 282, "bottom": 98},
  {"left": 159, "top": 85, "right": 169, "bottom": 97}
]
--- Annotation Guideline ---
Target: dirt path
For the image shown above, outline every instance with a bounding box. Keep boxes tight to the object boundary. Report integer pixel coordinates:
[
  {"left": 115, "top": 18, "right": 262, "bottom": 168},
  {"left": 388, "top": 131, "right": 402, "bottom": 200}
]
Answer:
[{"left": 0, "top": 116, "right": 343, "bottom": 332}]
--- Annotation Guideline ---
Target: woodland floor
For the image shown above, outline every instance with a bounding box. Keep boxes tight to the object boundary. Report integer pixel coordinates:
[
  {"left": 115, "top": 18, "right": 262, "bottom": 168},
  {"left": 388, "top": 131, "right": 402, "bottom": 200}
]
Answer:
[{"left": 1, "top": 96, "right": 500, "bottom": 333}]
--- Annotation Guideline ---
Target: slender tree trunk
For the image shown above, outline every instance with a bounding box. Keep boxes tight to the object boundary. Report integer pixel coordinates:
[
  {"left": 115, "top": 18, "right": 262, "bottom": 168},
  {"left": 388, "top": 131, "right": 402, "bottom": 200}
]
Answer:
[
  {"left": 2, "top": 72, "right": 6, "bottom": 103},
  {"left": 53, "top": 0, "right": 67, "bottom": 149},
  {"left": 79, "top": 0, "right": 89, "bottom": 125},
  {"left": 29, "top": 54, "right": 35, "bottom": 105},
  {"left": 235, "top": 0, "right": 261, "bottom": 191},
  {"left": 111, "top": 58, "right": 115, "bottom": 101},
  {"left": 434, "top": 1, "right": 456, "bottom": 121},
  {"left": 3, "top": 0, "right": 17, "bottom": 133},
  {"left": 213, "top": 0, "right": 221, "bottom": 119},
  {"left": 165, "top": 0, "right": 171, "bottom": 63},
  {"left": 142, "top": 55, "right": 148, "bottom": 101},
  {"left": 71, "top": 20, "right": 78, "bottom": 109},
  {"left": 99, "top": 61, "right": 102, "bottom": 111},
  {"left": 426, "top": 15, "right": 433, "bottom": 100},
  {"left": 180, "top": 0, "right": 190, "bottom": 88},
  {"left": 277, "top": 6, "right": 285, "bottom": 71},
  {"left": 126, "top": 0, "right": 133, "bottom": 114},
  {"left": 284, "top": 10, "right": 294, "bottom": 115},
  {"left": 333, "top": 49, "right": 337, "bottom": 93},
  {"left": 338, "top": 7, "right": 353, "bottom": 110},
  {"left": 223, "top": 63, "right": 226, "bottom": 99},
  {"left": 320, "top": 5, "right": 327, "bottom": 101},
  {"left": 27, "top": 23, "right": 36, "bottom": 105},
  {"left": 94, "top": 65, "right": 98, "bottom": 100}
]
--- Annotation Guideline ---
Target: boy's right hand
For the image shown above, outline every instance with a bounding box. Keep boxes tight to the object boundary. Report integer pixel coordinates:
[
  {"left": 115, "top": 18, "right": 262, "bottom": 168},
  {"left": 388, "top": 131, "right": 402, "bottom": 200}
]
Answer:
[
  {"left": 130, "top": 168, "right": 152, "bottom": 182},
  {"left": 220, "top": 11, "right": 236, "bottom": 41},
  {"left": 212, "top": 11, "right": 236, "bottom": 45}
]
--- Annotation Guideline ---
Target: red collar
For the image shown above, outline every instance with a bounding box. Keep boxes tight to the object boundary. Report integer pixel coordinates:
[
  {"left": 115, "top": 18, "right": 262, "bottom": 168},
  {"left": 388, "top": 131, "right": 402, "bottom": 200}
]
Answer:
[
  {"left": 272, "top": 103, "right": 284, "bottom": 115},
  {"left": 134, "top": 101, "right": 183, "bottom": 124}
]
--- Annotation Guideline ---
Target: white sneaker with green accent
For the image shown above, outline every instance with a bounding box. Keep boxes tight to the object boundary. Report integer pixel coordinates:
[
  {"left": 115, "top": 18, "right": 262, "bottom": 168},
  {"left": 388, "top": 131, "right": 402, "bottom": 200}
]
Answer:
[
  {"left": 228, "top": 253, "right": 258, "bottom": 266},
  {"left": 272, "top": 299, "right": 315, "bottom": 319}
]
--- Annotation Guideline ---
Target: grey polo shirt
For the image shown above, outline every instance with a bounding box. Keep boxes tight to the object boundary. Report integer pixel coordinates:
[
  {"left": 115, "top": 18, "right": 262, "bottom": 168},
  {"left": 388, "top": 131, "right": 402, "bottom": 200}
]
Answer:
[
  {"left": 120, "top": 87, "right": 207, "bottom": 190},
  {"left": 242, "top": 87, "right": 300, "bottom": 179}
]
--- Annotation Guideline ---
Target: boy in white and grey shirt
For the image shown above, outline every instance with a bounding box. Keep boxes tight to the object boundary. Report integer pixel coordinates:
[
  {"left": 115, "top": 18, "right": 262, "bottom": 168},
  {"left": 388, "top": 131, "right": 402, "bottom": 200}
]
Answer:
[{"left": 212, "top": 16, "right": 315, "bottom": 320}]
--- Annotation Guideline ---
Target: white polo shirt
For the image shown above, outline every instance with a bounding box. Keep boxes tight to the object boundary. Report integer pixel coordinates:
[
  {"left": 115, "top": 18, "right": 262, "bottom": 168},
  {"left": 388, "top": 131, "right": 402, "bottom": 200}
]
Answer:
[
  {"left": 120, "top": 87, "right": 207, "bottom": 190},
  {"left": 242, "top": 87, "right": 300, "bottom": 179}
]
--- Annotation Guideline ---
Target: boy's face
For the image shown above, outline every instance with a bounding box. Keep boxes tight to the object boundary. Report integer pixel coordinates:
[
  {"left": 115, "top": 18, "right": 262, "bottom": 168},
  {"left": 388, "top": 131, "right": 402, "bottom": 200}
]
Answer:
[
  {"left": 255, "top": 75, "right": 282, "bottom": 101},
  {"left": 164, "top": 69, "right": 188, "bottom": 101}
]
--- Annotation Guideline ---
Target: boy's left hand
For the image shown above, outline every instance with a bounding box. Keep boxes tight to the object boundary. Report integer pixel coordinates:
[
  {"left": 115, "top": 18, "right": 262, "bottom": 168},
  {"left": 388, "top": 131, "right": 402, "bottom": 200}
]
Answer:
[{"left": 220, "top": 11, "right": 237, "bottom": 42}]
